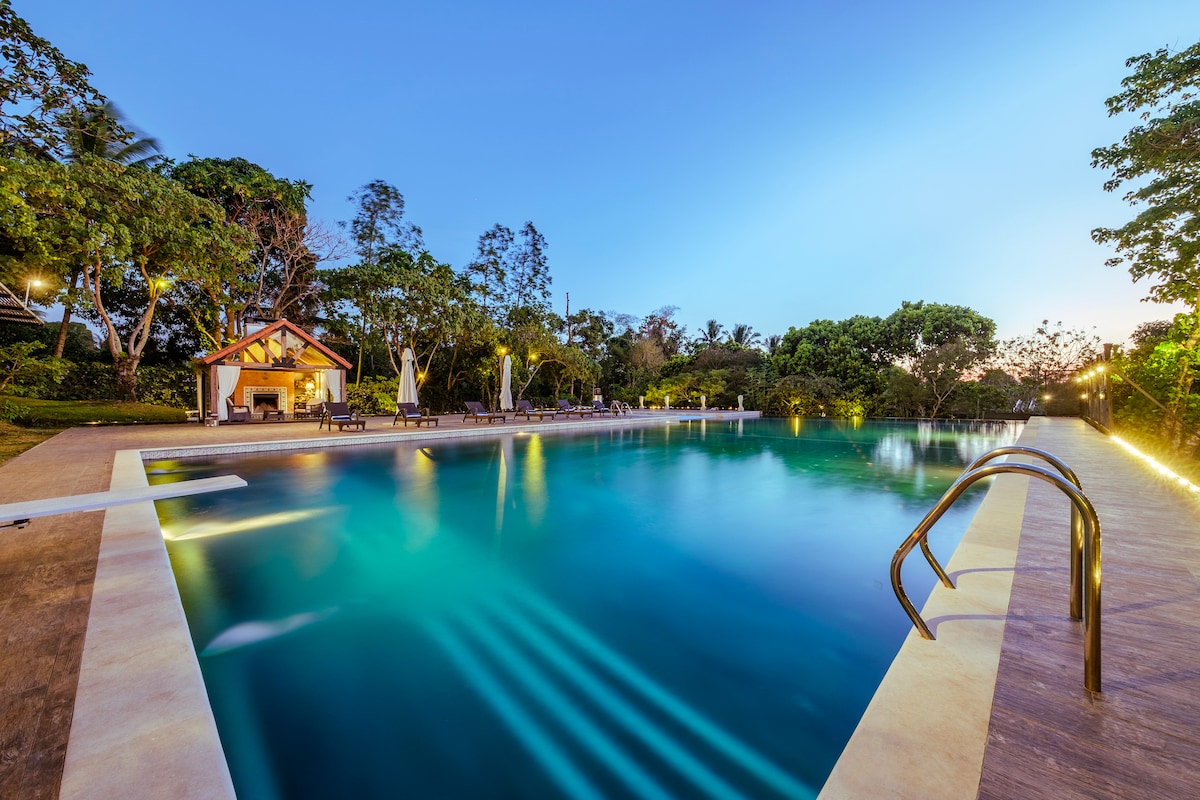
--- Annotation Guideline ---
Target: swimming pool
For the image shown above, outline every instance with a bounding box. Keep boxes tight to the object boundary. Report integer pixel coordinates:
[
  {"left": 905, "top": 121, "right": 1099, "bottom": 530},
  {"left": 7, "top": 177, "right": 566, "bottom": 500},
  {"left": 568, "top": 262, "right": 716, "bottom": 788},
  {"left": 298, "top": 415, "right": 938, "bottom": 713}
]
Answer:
[{"left": 149, "top": 418, "right": 1021, "bottom": 799}]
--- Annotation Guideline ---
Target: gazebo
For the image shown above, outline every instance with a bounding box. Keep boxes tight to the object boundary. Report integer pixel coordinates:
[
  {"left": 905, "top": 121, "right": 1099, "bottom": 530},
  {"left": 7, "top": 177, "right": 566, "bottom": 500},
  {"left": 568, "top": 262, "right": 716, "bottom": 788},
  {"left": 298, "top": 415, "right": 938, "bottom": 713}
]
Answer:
[{"left": 197, "top": 319, "right": 353, "bottom": 422}]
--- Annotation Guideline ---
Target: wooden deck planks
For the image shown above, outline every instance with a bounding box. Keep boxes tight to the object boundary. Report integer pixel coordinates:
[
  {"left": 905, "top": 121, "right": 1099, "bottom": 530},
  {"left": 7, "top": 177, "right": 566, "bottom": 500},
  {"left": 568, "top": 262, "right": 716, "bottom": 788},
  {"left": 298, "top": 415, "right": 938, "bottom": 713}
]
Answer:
[{"left": 977, "top": 418, "right": 1200, "bottom": 799}]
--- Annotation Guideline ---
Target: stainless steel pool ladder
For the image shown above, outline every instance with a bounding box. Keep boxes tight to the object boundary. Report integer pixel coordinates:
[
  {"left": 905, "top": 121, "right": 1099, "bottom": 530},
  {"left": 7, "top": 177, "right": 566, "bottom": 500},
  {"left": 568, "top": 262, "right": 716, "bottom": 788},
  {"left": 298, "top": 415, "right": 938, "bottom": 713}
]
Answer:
[{"left": 889, "top": 445, "right": 1103, "bottom": 692}]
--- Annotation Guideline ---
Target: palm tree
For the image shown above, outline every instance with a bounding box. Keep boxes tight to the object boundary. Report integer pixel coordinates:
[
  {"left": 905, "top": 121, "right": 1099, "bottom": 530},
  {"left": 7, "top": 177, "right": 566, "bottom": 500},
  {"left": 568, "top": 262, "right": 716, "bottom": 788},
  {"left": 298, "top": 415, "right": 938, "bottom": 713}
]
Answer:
[
  {"left": 765, "top": 333, "right": 782, "bottom": 355},
  {"left": 728, "top": 323, "right": 761, "bottom": 349},
  {"left": 698, "top": 318, "right": 724, "bottom": 347},
  {"left": 58, "top": 102, "right": 162, "bottom": 166},
  {"left": 50, "top": 102, "right": 162, "bottom": 356}
]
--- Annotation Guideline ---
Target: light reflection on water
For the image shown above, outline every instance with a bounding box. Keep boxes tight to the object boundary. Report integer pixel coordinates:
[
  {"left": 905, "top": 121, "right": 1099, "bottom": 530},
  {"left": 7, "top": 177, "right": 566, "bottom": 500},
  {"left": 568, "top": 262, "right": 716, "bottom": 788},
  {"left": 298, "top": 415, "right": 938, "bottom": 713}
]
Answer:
[{"left": 150, "top": 418, "right": 1021, "bottom": 800}]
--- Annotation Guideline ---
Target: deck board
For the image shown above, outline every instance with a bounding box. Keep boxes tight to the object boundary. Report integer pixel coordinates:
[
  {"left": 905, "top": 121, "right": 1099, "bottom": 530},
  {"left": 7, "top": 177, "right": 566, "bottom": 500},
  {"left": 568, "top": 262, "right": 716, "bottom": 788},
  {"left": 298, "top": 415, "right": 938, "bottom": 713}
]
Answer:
[{"left": 976, "top": 418, "right": 1200, "bottom": 799}]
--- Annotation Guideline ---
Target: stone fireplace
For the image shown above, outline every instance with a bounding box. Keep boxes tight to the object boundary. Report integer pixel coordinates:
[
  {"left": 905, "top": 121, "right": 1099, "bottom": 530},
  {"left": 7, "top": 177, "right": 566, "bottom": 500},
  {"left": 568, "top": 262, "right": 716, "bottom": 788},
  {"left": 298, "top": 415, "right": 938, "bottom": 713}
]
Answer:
[{"left": 243, "top": 386, "right": 287, "bottom": 415}]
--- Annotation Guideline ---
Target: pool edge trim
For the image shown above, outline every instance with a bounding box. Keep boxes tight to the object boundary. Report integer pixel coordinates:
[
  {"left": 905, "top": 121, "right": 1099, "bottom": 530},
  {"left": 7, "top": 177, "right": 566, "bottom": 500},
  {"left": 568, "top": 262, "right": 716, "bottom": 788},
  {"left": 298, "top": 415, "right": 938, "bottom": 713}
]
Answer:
[
  {"left": 59, "top": 415, "right": 732, "bottom": 798},
  {"left": 816, "top": 419, "right": 1040, "bottom": 799}
]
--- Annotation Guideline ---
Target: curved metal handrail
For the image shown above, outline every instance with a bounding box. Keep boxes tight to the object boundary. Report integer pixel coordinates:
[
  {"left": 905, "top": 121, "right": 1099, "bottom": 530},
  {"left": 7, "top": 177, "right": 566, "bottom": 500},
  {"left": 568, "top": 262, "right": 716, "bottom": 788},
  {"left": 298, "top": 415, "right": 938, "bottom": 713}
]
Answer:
[
  {"left": 914, "top": 445, "right": 1087, "bottom": 619},
  {"left": 890, "top": 461, "right": 1102, "bottom": 692}
]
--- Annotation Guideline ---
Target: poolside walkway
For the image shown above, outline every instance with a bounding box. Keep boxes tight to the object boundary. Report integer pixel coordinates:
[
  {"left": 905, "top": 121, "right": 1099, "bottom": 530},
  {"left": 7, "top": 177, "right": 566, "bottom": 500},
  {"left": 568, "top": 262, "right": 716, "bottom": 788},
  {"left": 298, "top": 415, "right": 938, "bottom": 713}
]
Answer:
[
  {"left": 975, "top": 418, "right": 1200, "bottom": 799},
  {"left": 1, "top": 415, "right": 1196, "bottom": 798},
  {"left": 821, "top": 416, "right": 1200, "bottom": 800}
]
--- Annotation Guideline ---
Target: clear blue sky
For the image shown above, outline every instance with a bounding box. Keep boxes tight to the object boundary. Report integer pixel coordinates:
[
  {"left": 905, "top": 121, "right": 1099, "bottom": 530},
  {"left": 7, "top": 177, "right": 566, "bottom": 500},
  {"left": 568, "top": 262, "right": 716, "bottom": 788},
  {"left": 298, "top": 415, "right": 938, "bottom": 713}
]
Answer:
[{"left": 22, "top": 1, "right": 1200, "bottom": 345}]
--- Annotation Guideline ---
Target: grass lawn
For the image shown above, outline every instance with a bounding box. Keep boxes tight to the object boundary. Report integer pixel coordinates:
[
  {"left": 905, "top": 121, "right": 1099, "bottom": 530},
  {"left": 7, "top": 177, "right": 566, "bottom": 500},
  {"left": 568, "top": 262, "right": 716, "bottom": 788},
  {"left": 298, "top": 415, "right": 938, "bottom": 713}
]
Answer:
[
  {"left": 0, "top": 397, "right": 187, "bottom": 465},
  {"left": 0, "top": 422, "right": 64, "bottom": 464}
]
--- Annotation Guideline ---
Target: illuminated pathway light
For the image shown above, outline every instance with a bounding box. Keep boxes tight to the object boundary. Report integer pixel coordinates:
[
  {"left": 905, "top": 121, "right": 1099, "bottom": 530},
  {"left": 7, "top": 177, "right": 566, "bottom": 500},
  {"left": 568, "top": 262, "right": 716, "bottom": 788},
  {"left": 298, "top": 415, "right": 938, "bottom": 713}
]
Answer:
[{"left": 1111, "top": 436, "right": 1200, "bottom": 494}]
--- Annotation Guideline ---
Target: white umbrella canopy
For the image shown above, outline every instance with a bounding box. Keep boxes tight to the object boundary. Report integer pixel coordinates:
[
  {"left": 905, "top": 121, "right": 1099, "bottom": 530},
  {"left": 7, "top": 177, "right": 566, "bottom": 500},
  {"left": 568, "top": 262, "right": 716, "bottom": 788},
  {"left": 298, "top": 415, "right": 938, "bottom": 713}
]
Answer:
[
  {"left": 500, "top": 354, "right": 513, "bottom": 411},
  {"left": 397, "top": 347, "right": 419, "bottom": 406}
]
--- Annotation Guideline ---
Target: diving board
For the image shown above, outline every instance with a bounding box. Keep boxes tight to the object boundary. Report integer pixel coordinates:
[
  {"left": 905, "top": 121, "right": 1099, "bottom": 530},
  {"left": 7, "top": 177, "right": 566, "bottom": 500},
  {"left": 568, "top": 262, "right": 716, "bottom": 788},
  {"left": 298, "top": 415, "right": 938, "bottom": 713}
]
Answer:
[{"left": 0, "top": 475, "right": 248, "bottom": 528}]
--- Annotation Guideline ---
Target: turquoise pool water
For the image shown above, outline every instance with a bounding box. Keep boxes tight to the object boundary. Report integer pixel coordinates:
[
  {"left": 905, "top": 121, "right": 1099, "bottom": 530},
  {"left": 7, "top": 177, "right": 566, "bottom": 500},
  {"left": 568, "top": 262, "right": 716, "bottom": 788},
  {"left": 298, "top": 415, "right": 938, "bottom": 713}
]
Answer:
[{"left": 149, "top": 418, "right": 1021, "bottom": 800}]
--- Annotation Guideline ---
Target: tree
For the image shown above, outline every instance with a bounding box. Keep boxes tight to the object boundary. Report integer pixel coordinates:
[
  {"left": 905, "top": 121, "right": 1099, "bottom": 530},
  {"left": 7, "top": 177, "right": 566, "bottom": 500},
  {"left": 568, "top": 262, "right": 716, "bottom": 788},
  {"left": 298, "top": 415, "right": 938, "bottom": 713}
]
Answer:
[
  {"left": 772, "top": 315, "right": 900, "bottom": 397},
  {"left": 344, "top": 180, "right": 423, "bottom": 266},
  {"left": 466, "top": 224, "right": 513, "bottom": 319},
  {"left": 58, "top": 102, "right": 161, "bottom": 167},
  {"left": 887, "top": 300, "right": 996, "bottom": 417},
  {"left": 508, "top": 221, "right": 551, "bottom": 318},
  {"left": 0, "top": 0, "right": 103, "bottom": 158},
  {"left": 1092, "top": 42, "right": 1200, "bottom": 309},
  {"left": 166, "top": 156, "right": 312, "bottom": 347},
  {"left": 1093, "top": 42, "right": 1200, "bottom": 422},
  {"left": 727, "top": 322, "right": 761, "bottom": 349},
  {"left": 697, "top": 319, "right": 724, "bottom": 348},
  {"left": 50, "top": 101, "right": 162, "bottom": 357},
  {"left": 0, "top": 155, "right": 250, "bottom": 398},
  {"left": 996, "top": 321, "right": 1100, "bottom": 407},
  {"left": 0, "top": 340, "right": 66, "bottom": 394}
]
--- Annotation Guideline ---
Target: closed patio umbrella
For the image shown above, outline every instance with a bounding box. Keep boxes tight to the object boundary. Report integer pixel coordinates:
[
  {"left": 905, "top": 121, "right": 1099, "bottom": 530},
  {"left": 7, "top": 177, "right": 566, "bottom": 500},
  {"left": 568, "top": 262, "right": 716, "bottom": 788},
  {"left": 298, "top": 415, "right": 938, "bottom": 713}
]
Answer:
[
  {"left": 500, "top": 354, "right": 513, "bottom": 411},
  {"left": 397, "top": 347, "right": 419, "bottom": 406}
]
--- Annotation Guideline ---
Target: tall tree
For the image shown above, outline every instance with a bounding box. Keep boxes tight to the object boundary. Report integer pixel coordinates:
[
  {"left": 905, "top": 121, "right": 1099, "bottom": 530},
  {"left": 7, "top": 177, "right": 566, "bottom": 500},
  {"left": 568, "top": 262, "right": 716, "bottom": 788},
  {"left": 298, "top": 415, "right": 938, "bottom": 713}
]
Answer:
[
  {"left": 50, "top": 101, "right": 162, "bottom": 357},
  {"left": 338, "top": 180, "right": 423, "bottom": 382},
  {"left": 0, "top": 0, "right": 102, "bottom": 158},
  {"left": 1092, "top": 41, "right": 1200, "bottom": 426},
  {"left": 697, "top": 319, "right": 724, "bottom": 348},
  {"left": 508, "top": 221, "right": 551, "bottom": 317},
  {"left": 466, "top": 224, "right": 513, "bottom": 319},
  {"left": 345, "top": 179, "right": 423, "bottom": 266},
  {"left": 0, "top": 155, "right": 249, "bottom": 398},
  {"left": 727, "top": 322, "right": 761, "bottom": 349},
  {"left": 166, "top": 156, "right": 312, "bottom": 347}
]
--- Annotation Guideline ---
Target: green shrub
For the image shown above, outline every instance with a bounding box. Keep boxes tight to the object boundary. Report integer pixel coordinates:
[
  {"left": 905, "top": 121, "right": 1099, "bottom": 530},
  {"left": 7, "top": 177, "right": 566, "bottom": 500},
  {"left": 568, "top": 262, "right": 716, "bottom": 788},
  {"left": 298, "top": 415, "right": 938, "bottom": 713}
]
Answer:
[{"left": 347, "top": 376, "right": 398, "bottom": 415}]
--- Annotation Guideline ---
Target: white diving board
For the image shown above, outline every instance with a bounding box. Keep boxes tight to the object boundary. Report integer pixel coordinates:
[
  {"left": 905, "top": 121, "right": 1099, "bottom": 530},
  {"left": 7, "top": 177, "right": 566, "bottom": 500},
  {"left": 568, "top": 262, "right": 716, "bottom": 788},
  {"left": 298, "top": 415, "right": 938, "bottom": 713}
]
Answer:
[{"left": 0, "top": 475, "right": 248, "bottom": 528}]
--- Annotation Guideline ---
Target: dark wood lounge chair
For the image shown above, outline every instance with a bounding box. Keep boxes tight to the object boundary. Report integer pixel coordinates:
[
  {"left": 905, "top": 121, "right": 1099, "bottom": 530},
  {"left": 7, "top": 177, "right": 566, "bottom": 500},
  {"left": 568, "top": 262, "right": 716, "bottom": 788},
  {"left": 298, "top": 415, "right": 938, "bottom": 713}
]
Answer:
[
  {"left": 514, "top": 399, "right": 556, "bottom": 421},
  {"left": 320, "top": 401, "right": 366, "bottom": 431},
  {"left": 393, "top": 402, "right": 438, "bottom": 427},
  {"left": 591, "top": 400, "right": 614, "bottom": 416},
  {"left": 464, "top": 401, "right": 505, "bottom": 423},
  {"left": 556, "top": 399, "right": 594, "bottom": 418},
  {"left": 225, "top": 398, "right": 251, "bottom": 423}
]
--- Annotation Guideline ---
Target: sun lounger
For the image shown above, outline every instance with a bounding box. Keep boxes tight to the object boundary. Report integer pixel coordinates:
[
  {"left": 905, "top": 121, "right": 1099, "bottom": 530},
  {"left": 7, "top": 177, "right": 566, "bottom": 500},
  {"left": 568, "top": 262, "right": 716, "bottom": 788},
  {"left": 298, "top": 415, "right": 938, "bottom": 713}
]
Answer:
[
  {"left": 464, "top": 401, "right": 506, "bottom": 423},
  {"left": 320, "top": 401, "right": 366, "bottom": 431},
  {"left": 556, "top": 399, "right": 595, "bottom": 418},
  {"left": 514, "top": 399, "right": 556, "bottom": 421},
  {"left": 591, "top": 400, "right": 615, "bottom": 416},
  {"left": 393, "top": 402, "right": 438, "bottom": 427}
]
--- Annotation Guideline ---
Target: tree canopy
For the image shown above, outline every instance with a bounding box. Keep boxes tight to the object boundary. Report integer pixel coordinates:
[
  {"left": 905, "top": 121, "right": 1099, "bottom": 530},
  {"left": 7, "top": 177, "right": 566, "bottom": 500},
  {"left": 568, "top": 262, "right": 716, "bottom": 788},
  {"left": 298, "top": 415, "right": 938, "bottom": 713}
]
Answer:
[{"left": 1092, "top": 41, "right": 1200, "bottom": 310}]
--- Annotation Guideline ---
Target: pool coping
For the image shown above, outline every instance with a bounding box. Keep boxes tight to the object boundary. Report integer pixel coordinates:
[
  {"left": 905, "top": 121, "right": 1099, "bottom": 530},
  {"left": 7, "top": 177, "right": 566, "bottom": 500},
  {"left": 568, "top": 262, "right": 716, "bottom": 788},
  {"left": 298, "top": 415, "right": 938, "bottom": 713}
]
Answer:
[
  {"left": 59, "top": 414, "right": 704, "bottom": 798},
  {"left": 59, "top": 412, "right": 1019, "bottom": 799},
  {"left": 816, "top": 419, "right": 1040, "bottom": 799}
]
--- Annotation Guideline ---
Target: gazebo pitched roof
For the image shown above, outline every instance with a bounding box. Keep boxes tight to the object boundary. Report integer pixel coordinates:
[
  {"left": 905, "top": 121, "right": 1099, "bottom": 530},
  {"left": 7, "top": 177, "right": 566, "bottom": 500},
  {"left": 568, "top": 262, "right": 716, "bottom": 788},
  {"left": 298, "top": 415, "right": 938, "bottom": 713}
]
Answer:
[
  {"left": 0, "top": 281, "right": 43, "bottom": 326},
  {"left": 199, "top": 319, "right": 352, "bottom": 370}
]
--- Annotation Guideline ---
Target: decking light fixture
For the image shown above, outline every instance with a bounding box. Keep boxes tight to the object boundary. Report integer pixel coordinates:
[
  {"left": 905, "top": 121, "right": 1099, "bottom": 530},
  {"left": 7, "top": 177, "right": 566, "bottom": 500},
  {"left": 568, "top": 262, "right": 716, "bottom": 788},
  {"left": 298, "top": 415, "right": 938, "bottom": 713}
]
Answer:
[{"left": 1111, "top": 436, "right": 1200, "bottom": 494}]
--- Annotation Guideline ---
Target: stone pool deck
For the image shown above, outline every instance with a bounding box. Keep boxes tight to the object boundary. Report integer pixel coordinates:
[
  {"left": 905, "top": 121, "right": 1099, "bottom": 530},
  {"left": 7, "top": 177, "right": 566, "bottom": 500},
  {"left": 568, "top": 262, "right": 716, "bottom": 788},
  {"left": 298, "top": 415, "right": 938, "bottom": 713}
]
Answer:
[{"left": 0, "top": 414, "right": 1196, "bottom": 798}]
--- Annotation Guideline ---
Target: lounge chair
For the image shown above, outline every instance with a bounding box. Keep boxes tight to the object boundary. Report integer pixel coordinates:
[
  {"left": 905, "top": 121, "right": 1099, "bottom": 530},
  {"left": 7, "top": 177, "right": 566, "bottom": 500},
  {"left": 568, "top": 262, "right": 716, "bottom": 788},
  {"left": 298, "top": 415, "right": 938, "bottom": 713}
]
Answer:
[
  {"left": 463, "top": 401, "right": 506, "bottom": 424},
  {"left": 556, "top": 399, "right": 595, "bottom": 418},
  {"left": 320, "top": 401, "right": 366, "bottom": 431},
  {"left": 514, "top": 399, "right": 556, "bottom": 421},
  {"left": 225, "top": 399, "right": 251, "bottom": 423},
  {"left": 591, "top": 400, "right": 614, "bottom": 416},
  {"left": 393, "top": 402, "right": 438, "bottom": 427}
]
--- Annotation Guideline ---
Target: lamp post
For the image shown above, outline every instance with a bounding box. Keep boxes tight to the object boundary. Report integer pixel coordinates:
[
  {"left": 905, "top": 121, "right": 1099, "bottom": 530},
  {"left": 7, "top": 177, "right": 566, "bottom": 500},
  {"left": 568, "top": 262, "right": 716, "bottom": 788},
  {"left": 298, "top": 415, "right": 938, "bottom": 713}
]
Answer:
[{"left": 23, "top": 279, "right": 41, "bottom": 308}]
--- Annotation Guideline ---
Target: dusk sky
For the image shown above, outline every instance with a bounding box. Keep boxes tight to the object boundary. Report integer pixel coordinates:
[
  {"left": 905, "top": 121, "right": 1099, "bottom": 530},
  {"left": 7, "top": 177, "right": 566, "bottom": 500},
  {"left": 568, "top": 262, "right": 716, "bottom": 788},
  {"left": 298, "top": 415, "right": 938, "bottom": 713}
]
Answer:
[{"left": 24, "top": 1, "right": 1200, "bottom": 346}]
